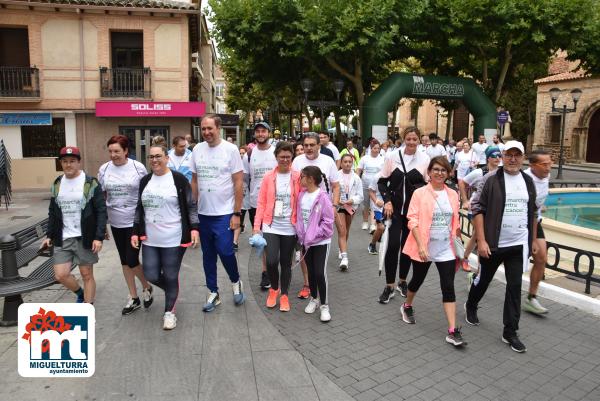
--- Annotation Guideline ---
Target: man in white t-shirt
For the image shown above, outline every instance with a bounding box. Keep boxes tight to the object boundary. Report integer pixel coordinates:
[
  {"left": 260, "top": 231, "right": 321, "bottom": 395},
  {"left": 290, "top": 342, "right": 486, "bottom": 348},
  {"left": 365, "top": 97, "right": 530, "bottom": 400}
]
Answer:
[
  {"left": 292, "top": 132, "right": 340, "bottom": 207},
  {"left": 167, "top": 135, "right": 194, "bottom": 182},
  {"left": 319, "top": 131, "right": 341, "bottom": 168},
  {"left": 243, "top": 121, "right": 277, "bottom": 290},
  {"left": 191, "top": 114, "right": 246, "bottom": 312},
  {"left": 417, "top": 134, "right": 430, "bottom": 153},
  {"left": 466, "top": 141, "right": 537, "bottom": 353},
  {"left": 471, "top": 134, "right": 489, "bottom": 168},
  {"left": 425, "top": 133, "right": 447, "bottom": 159}
]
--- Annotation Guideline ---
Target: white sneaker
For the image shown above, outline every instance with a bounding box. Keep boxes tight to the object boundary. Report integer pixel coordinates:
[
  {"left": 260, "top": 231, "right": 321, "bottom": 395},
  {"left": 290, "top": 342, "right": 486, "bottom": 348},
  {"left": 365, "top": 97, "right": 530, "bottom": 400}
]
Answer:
[
  {"left": 361, "top": 222, "right": 369, "bottom": 230},
  {"left": 369, "top": 224, "right": 376, "bottom": 234},
  {"left": 338, "top": 250, "right": 342, "bottom": 260},
  {"left": 163, "top": 311, "right": 177, "bottom": 330},
  {"left": 339, "top": 257, "right": 349, "bottom": 272},
  {"left": 320, "top": 304, "right": 331, "bottom": 322},
  {"left": 304, "top": 297, "right": 320, "bottom": 314},
  {"left": 523, "top": 296, "right": 548, "bottom": 314}
]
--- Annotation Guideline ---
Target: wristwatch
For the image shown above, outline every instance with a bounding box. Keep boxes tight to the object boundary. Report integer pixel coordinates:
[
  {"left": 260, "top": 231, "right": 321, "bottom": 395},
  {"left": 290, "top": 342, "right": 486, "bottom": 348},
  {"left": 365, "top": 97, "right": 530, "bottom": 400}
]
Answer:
[{"left": 233, "top": 211, "right": 242, "bottom": 217}]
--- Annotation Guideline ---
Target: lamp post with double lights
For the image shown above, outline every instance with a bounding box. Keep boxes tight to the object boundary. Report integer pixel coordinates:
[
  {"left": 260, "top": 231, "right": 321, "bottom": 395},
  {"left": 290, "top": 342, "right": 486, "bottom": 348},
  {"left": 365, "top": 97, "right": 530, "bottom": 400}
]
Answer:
[
  {"left": 300, "top": 78, "right": 345, "bottom": 132},
  {"left": 549, "top": 87, "right": 582, "bottom": 180}
]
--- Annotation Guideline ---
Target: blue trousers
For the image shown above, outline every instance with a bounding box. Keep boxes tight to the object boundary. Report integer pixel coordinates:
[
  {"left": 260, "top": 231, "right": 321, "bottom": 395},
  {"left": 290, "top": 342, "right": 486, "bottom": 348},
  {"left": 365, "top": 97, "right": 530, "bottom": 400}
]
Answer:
[
  {"left": 198, "top": 214, "right": 240, "bottom": 292},
  {"left": 142, "top": 245, "right": 185, "bottom": 312}
]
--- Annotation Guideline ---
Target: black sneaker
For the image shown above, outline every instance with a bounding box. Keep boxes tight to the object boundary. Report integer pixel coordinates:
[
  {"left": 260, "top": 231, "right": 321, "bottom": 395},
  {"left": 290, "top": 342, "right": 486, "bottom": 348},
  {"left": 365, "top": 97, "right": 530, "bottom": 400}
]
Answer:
[
  {"left": 260, "top": 271, "right": 271, "bottom": 290},
  {"left": 502, "top": 335, "right": 527, "bottom": 353},
  {"left": 396, "top": 281, "right": 408, "bottom": 298},
  {"left": 233, "top": 242, "right": 239, "bottom": 252},
  {"left": 142, "top": 286, "right": 153, "bottom": 309},
  {"left": 378, "top": 286, "right": 395, "bottom": 304},
  {"left": 464, "top": 302, "right": 480, "bottom": 326},
  {"left": 368, "top": 243, "right": 378, "bottom": 255},
  {"left": 401, "top": 303, "right": 415, "bottom": 324},
  {"left": 122, "top": 297, "right": 141, "bottom": 315},
  {"left": 446, "top": 327, "right": 466, "bottom": 347}
]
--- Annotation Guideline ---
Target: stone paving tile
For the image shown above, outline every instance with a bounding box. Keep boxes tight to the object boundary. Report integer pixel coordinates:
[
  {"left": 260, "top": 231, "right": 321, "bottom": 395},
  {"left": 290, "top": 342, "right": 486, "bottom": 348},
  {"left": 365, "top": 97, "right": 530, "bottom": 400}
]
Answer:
[{"left": 249, "top": 222, "right": 600, "bottom": 400}]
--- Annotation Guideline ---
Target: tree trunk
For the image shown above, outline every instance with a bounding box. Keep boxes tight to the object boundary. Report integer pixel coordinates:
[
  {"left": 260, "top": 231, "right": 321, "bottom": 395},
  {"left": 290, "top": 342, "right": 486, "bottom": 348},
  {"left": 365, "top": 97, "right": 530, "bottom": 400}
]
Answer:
[
  {"left": 334, "top": 110, "right": 342, "bottom": 145},
  {"left": 495, "top": 39, "right": 513, "bottom": 103},
  {"left": 445, "top": 109, "right": 454, "bottom": 141}
]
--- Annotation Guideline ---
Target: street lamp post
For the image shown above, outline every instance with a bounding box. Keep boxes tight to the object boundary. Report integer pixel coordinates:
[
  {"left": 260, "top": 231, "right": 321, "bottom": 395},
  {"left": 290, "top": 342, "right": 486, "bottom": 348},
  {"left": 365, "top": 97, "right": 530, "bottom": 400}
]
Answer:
[
  {"left": 549, "top": 87, "right": 582, "bottom": 180},
  {"left": 300, "top": 78, "right": 345, "bottom": 133}
]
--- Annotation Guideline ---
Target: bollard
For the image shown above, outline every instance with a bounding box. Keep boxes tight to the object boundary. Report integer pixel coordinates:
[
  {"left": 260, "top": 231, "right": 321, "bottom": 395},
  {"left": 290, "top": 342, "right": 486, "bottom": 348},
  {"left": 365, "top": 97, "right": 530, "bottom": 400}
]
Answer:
[{"left": 0, "top": 234, "right": 22, "bottom": 326}]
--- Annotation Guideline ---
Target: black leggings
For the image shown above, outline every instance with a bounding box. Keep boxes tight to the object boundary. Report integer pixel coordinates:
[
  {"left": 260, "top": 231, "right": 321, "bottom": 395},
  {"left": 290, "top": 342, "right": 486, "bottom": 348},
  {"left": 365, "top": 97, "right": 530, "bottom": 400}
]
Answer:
[
  {"left": 384, "top": 215, "right": 412, "bottom": 284},
  {"left": 305, "top": 243, "right": 330, "bottom": 305},
  {"left": 408, "top": 259, "right": 456, "bottom": 303},
  {"left": 263, "top": 233, "right": 296, "bottom": 295}
]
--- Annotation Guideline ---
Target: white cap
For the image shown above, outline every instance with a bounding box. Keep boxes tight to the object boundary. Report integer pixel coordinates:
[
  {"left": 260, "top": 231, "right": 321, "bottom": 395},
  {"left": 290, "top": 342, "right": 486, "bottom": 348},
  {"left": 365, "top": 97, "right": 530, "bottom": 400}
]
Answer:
[{"left": 504, "top": 140, "right": 524, "bottom": 154}]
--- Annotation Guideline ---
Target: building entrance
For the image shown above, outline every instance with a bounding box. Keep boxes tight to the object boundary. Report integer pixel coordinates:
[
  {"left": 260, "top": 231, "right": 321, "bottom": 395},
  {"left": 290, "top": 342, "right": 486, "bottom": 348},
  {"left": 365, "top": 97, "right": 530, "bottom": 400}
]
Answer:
[
  {"left": 119, "top": 126, "right": 169, "bottom": 169},
  {"left": 586, "top": 109, "right": 600, "bottom": 163}
]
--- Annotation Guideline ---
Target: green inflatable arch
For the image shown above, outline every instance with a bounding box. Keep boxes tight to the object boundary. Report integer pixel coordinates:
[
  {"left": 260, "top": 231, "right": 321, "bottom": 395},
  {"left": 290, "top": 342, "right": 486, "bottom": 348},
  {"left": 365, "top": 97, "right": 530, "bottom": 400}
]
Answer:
[{"left": 362, "top": 72, "right": 497, "bottom": 141}]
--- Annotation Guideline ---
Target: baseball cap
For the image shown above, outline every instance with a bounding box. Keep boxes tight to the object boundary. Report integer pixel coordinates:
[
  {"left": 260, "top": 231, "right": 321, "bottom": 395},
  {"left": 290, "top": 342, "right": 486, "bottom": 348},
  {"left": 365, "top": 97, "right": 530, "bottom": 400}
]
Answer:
[
  {"left": 58, "top": 146, "right": 81, "bottom": 160},
  {"left": 504, "top": 140, "right": 524, "bottom": 154},
  {"left": 485, "top": 146, "right": 501, "bottom": 159},
  {"left": 254, "top": 121, "right": 271, "bottom": 131}
]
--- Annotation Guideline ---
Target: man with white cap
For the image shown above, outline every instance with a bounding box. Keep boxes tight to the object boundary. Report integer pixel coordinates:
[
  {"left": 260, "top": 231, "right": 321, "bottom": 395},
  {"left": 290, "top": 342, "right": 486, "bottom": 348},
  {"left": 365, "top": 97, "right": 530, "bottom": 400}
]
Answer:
[{"left": 464, "top": 140, "right": 538, "bottom": 353}]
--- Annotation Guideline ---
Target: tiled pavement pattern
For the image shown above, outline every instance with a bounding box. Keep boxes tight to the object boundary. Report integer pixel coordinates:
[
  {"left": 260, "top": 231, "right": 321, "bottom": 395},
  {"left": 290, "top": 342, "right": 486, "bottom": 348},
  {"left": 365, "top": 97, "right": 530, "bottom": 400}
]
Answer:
[{"left": 249, "top": 222, "right": 600, "bottom": 401}]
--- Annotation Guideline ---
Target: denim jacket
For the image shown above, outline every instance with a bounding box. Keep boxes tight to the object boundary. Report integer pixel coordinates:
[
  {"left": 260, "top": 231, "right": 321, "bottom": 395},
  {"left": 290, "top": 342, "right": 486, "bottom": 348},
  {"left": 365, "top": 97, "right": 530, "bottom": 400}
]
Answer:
[{"left": 295, "top": 189, "right": 334, "bottom": 248}]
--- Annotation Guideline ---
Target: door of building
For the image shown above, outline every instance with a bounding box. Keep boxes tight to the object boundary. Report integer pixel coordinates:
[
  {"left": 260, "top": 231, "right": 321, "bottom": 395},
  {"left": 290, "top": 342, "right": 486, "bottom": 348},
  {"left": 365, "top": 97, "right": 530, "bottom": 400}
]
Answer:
[
  {"left": 119, "top": 126, "right": 169, "bottom": 170},
  {"left": 586, "top": 109, "right": 600, "bottom": 163}
]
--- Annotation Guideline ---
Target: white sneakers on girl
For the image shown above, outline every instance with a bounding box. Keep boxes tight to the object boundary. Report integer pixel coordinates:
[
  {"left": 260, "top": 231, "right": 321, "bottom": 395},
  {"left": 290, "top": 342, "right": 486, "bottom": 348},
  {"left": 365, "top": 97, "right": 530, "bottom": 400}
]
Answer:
[
  {"left": 304, "top": 297, "right": 320, "bottom": 314},
  {"left": 163, "top": 311, "right": 177, "bottom": 330},
  {"left": 320, "top": 305, "right": 331, "bottom": 322}
]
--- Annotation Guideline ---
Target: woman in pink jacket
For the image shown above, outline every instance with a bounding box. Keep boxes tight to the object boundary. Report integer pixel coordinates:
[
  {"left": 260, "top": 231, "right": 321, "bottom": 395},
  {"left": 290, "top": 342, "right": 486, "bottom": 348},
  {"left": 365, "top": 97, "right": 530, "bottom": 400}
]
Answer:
[
  {"left": 254, "top": 142, "right": 300, "bottom": 312},
  {"left": 296, "top": 165, "right": 335, "bottom": 322},
  {"left": 401, "top": 156, "right": 465, "bottom": 347}
]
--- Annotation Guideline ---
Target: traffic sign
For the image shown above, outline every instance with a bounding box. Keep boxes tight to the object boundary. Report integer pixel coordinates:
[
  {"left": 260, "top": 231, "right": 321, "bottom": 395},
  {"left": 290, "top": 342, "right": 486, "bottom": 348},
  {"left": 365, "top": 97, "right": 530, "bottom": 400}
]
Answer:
[{"left": 497, "top": 111, "right": 509, "bottom": 125}]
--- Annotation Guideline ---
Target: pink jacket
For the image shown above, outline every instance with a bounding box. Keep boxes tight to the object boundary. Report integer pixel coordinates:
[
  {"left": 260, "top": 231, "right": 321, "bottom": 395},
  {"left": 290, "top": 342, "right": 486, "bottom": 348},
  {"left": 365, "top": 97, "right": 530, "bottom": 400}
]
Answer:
[
  {"left": 296, "top": 189, "right": 334, "bottom": 248},
  {"left": 402, "top": 183, "right": 460, "bottom": 261},
  {"left": 254, "top": 168, "right": 301, "bottom": 232}
]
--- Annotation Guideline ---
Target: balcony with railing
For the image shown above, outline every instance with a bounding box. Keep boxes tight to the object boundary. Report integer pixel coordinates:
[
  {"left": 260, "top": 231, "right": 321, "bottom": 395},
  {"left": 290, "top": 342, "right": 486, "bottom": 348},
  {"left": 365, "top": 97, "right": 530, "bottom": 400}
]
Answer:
[
  {"left": 100, "top": 67, "right": 151, "bottom": 98},
  {"left": 0, "top": 66, "right": 41, "bottom": 100}
]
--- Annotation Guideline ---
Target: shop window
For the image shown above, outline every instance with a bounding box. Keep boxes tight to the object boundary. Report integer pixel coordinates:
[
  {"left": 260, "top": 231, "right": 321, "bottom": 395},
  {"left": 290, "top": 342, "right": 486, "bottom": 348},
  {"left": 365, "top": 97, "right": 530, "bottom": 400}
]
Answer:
[{"left": 21, "top": 118, "right": 65, "bottom": 157}]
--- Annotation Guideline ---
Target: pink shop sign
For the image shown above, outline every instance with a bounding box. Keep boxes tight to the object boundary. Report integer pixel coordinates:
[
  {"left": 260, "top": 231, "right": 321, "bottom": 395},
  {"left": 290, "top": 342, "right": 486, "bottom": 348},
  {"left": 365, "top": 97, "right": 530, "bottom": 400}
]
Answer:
[{"left": 95, "top": 101, "right": 206, "bottom": 117}]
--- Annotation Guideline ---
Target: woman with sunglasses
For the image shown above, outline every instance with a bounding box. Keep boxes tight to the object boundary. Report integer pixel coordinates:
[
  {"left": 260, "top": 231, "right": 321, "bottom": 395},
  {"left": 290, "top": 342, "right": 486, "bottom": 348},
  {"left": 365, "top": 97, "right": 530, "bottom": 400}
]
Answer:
[{"left": 401, "top": 156, "right": 465, "bottom": 347}]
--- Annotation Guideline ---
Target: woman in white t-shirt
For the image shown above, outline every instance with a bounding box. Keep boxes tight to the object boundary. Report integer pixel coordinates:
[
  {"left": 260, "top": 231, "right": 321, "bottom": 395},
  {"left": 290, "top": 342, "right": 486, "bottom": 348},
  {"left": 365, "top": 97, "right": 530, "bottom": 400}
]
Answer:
[
  {"left": 99, "top": 135, "right": 153, "bottom": 316},
  {"left": 336, "top": 153, "right": 364, "bottom": 271},
  {"left": 357, "top": 140, "right": 385, "bottom": 232},
  {"left": 131, "top": 142, "right": 199, "bottom": 330},
  {"left": 453, "top": 141, "right": 476, "bottom": 181}
]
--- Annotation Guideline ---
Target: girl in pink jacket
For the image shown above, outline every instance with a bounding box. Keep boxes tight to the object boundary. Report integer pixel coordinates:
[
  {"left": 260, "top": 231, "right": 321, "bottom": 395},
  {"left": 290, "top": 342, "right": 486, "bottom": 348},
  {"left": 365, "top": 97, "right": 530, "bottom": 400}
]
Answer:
[
  {"left": 296, "top": 165, "right": 334, "bottom": 322},
  {"left": 401, "top": 156, "right": 466, "bottom": 347}
]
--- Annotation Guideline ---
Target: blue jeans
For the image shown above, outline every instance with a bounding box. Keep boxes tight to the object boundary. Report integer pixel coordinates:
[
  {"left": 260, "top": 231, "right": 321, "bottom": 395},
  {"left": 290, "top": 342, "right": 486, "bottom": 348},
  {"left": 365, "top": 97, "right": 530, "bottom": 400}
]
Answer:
[
  {"left": 198, "top": 214, "right": 240, "bottom": 292},
  {"left": 142, "top": 245, "right": 185, "bottom": 312}
]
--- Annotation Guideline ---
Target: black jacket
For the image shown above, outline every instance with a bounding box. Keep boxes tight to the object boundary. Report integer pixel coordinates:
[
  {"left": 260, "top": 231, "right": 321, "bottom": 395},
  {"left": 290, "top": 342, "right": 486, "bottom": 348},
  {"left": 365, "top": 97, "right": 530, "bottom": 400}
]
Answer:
[
  {"left": 47, "top": 173, "right": 107, "bottom": 249},
  {"left": 377, "top": 167, "right": 426, "bottom": 218},
  {"left": 132, "top": 170, "right": 199, "bottom": 245}
]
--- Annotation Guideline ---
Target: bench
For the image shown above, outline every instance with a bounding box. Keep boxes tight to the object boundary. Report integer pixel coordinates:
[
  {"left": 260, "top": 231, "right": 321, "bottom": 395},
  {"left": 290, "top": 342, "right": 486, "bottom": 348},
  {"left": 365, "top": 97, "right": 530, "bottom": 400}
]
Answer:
[{"left": 0, "top": 219, "right": 61, "bottom": 326}]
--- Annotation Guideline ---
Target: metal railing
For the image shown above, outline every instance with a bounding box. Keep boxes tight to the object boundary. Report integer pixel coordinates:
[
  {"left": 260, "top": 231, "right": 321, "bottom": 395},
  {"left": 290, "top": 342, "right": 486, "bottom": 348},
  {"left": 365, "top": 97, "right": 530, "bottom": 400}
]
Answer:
[
  {"left": 0, "top": 66, "right": 40, "bottom": 98},
  {"left": 549, "top": 179, "right": 600, "bottom": 188},
  {"left": 0, "top": 140, "right": 11, "bottom": 210},
  {"left": 100, "top": 67, "right": 151, "bottom": 98}
]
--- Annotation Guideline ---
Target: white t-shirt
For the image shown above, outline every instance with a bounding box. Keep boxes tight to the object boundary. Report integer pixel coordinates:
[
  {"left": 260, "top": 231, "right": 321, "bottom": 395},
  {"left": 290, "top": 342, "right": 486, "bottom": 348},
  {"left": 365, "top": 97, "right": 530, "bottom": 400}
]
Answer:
[
  {"left": 428, "top": 190, "right": 455, "bottom": 262},
  {"left": 192, "top": 140, "right": 244, "bottom": 215},
  {"left": 446, "top": 145, "right": 457, "bottom": 162},
  {"left": 525, "top": 168, "right": 548, "bottom": 221},
  {"left": 242, "top": 145, "right": 277, "bottom": 208},
  {"left": 300, "top": 188, "right": 330, "bottom": 245},
  {"left": 462, "top": 168, "right": 484, "bottom": 204},
  {"left": 57, "top": 172, "right": 86, "bottom": 240},
  {"left": 98, "top": 159, "right": 147, "bottom": 228},
  {"left": 368, "top": 176, "right": 383, "bottom": 213},
  {"left": 262, "top": 172, "right": 295, "bottom": 236},
  {"left": 498, "top": 172, "right": 529, "bottom": 247},
  {"left": 358, "top": 154, "right": 384, "bottom": 189},
  {"left": 292, "top": 154, "right": 339, "bottom": 194},
  {"left": 167, "top": 149, "right": 194, "bottom": 182},
  {"left": 326, "top": 143, "right": 341, "bottom": 161},
  {"left": 472, "top": 142, "right": 489, "bottom": 165},
  {"left": 455, "top": 150, "right": 475, "bottom": 179},
  {"left": 426, "top": 144, "right": 446, "bottom": 159},
  {"left": 141, "top": 171, "right": 182, "bottom": 248}
]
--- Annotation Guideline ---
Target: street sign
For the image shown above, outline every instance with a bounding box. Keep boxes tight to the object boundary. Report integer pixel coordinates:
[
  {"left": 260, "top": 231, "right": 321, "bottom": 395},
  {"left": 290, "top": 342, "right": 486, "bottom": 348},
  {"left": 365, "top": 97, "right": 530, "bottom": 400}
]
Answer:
[{"left": 497, "top": 111, "right": 509, "bottom": 125}]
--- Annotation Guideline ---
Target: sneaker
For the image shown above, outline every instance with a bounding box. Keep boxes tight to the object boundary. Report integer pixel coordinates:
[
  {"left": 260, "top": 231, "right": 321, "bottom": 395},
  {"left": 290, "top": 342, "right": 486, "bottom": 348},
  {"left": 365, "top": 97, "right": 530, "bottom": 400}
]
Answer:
[
  {"left": 361, "top": 222, "right": 369, "bottom": 230},
  {"left": 446, "top": 328, "right": 465, "bottom": 347},
  {"left": 121, "top": 296, "right": 141, "bottom": 315},
  {"left": 163, "top": 311, "right": 177, "bottom": 330},
  {"left": 401, "top": 303, "right": 416, "bottom": 324},
  {"left": 523, "top": 296, "right": 548, "bottom": 315},
  {"left": 502, "top": 335, "right": 527, "bottom": 353},
  {"left": 339, "top": 257, "right": 349, "bottom": 272},
  {"left": 368, "top": 243, "right": 378, "bottom": 255},
  {"left": 233, "top": 242, "right": 239, "bottom": 252},
  {"left": 338, "top": 250, "right": 342, "bottom": 260},
  {"left": 297, "top": 285, "right": 310, "bottom": 299},
  {"left": 260, "top": 271, "right": 271, "bottom": 290},
  {"left": 397, "top": 281, "right": 408, "bottom": 298},
  {"left": 202, "top": 292, "right": 221, "bottom": 312},
  {"left": 279, "top": 295, "right": 290, "bottom": 312},
  {"left": 320, "top": 304, "right": 331, "bottom": 322},
  {"left": 378, "top": 286, "right": 395, "bottom": 304},
  {"left": 461, "top": 258, "right": 471, "bottom": 272},
  {"left": 304, "top": 297, "right": 320, "bottom": 314},
  {"left": 464, "top": 302, "right": 480, "bottom": 326},
  {"left": 232, "top": 280, "right": 246, "bottom": 305},
  {"left": 142, "top": 286, "right": 154, "bottom": 309},
  {"left": 369, "top": 224, "right": 376, "bottom": 234},
  {"left": 266, "top": 288, "right": 279, "bottom": 308}
]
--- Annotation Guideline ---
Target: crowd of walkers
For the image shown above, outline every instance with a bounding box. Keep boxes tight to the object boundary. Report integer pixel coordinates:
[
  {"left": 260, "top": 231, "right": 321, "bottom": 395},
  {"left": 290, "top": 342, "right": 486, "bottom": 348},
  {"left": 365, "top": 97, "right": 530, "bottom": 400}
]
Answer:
[{"left": 43, "top": 116, "right": 552, "bottom": 352}]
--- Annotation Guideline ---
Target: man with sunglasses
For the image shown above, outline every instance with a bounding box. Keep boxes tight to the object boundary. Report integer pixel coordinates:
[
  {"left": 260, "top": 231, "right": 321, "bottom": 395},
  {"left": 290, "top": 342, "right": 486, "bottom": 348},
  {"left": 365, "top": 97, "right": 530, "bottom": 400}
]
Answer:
[
  {"left": 523, "top": 150, "right": 552, "bottom": 315},
  {"left": 465, "top": 140, "right": 538, "bottom": 353}
]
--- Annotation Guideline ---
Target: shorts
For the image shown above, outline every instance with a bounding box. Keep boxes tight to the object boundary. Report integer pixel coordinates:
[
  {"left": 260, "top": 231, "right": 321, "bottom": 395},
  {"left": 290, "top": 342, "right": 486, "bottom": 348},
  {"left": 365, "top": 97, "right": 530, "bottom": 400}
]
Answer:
[
  {"left": 374, "top": 210, "right": 383, "bottom": 223},
  {"left": 111, "top": 226, "right": 141, "bottom": 267},
  {"left": 362, "top": 187, "right": 371, "bottom": 208},
  {"left": 54, "top": 237, "right": 99, "bottom": 266},
  {"left": 537, "top": 221, "right": 545, "bottom": 239},
  {"left": 337, "top": 208, "right": 352, "bottom": 216}
]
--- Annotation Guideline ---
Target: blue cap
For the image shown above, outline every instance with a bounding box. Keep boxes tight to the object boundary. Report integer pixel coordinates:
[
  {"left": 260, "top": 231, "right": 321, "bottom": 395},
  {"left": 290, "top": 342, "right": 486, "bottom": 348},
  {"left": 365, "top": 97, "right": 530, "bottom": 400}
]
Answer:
[
  {"left": 254, "top": 121, "right": 271, "bottom": 131},
  {"left": 485, "top": 146, "right": 501, "bottom": 159}
]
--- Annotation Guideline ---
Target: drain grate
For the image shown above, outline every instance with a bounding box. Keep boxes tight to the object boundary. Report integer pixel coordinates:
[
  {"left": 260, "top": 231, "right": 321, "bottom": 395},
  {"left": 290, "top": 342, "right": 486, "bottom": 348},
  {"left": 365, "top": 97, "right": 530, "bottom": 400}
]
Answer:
[{"left": 11, "top": 215, "right": 31, "bottom": 220}]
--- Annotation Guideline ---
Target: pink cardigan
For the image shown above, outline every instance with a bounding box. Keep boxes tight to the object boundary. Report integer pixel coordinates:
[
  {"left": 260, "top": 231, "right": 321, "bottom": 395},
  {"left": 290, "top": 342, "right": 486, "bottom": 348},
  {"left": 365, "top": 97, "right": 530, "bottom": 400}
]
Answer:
[
  {"left": 402, "top": 183, "right": 460, "bottom": 261},
  {"left": 254, "top": 167, "right": 301, "bottom": 232}
]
